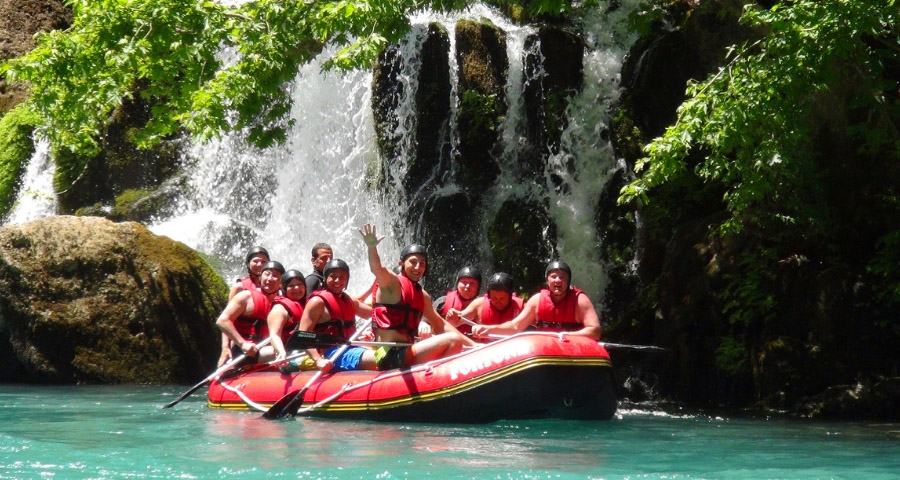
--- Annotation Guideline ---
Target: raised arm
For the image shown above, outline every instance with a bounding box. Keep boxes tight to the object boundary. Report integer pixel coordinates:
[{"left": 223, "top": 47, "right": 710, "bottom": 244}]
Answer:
[{"left": 358, "top": 223, "right": 400, "bottom": 302}]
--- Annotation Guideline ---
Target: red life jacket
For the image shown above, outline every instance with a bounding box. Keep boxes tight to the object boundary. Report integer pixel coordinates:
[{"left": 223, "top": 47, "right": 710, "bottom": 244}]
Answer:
[
  {"left": 480, "top": 293, "right": 524, "bottom": 325},
  {"left": 534, "top": 286, "right": 585, "bottom": 332},
  {"left": 238, "top": 275, "right": 258, "bottom": 291},
  {"left": 442, "top": 289, "right": 477, "bottom": 334},
  {"left": 441, "top": 289, "right": 476, "bottom": 315},
  {"left": 257, "top": 296, "right": 304, "bottom": 342},
  {"left": 310, "top": 289, "right": 357, "bottom": 340},
  {"left": 373, "top": 274, "right": 424, "bottom": 338},
  {"left": 234, "top": 289, "right": 272, "bottom": 340}
]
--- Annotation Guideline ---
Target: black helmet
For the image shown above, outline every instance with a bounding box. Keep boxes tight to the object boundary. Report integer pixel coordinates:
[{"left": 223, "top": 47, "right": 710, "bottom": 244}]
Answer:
[
  {"left": 544, "top": 260, "right": 571, "bottom": 279},
  {"left": 487, "top": 272, "right": 514, "bottom": 293},
  {"left": 456, "top": 266, "right": 482, "bottom": 285},
  {"left": 323, "top": 258, "right": 350, "bottom": 281},
  {"left": 282, "top": 269, "right": 305, "bottom": 288},
  {"left": 262, "top": 261, "right": 285, "bottom": 274},
  {"left": 400, "top": 243, "right": 428, "bottom": 261},
  {"left": 244, "top": 245, "right": 269, "bottom": 267},
  {"left": 399, "top": 243, "right": 428, "bottom": 277}
]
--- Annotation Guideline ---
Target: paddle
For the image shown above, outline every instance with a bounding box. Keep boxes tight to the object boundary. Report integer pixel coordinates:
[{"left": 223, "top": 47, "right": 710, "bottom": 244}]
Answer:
[
  {"left": 458, "top": 316, "right": 479, "bottom": 327},
  {"left": 263, "top": 319, "right": 374, "bottom": 420},
  {"left": 284, "top": 330, "right": 408, "bottom": 350},
  {"left": 484, "top": 332, "right": 668, "bottom": 352},
  {"left": 598, "top": 341, "right": 669, "bottom": 352},
  {"left": 163, "top": 337, "right": 272, "bottom": 409}
]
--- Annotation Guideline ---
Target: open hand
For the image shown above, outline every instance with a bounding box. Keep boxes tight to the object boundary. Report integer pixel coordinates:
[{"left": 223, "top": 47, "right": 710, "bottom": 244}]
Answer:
[{"left": 358, "top": 223, "right": 384, "bottom": 247}]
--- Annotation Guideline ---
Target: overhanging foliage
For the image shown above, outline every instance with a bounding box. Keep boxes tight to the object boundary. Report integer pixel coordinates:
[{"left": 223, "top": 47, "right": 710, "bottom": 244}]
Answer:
[
  {"left": 2, "top": 0, "right": 594, "bottom": 158},
  {"left": 619, "top": 0, "right": 900, "bottom": 234}
]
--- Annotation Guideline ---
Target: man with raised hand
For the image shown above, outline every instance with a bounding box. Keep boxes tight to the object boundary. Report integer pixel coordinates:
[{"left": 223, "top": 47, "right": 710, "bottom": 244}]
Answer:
[{"left": 359, "top": 223, "right": 474, "bottom": 370}]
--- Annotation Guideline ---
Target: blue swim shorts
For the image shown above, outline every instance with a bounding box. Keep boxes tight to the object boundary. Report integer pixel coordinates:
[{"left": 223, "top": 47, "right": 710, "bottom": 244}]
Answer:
[{"left": 323, "top": 345, "right": 367, "bottom": 372}]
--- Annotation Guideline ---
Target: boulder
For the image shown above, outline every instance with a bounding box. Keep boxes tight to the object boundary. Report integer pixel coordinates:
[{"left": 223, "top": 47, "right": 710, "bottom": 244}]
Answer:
[{"left": 0, "top": 215, "right": 226, "bottom": 384}]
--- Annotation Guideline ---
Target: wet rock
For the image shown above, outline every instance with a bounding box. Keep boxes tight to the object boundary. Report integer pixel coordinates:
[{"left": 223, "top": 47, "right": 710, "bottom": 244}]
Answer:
[
  {"left": 521, "top": 26, "right": 584, "bottom": 176},
  {"left": 793, "top": 377, "right": 900, "bottom": 420},
  {"left": 0, "top": 0, "right": 72, "bottom": 115},
  {"left": 455, "top": 19, "right": 508, "bottom": 193},
  {"left": 372, "top": 23, "right": 451, "bottom": 201},
  {"left": 54, "top": 90, "right": 184, "bottom": 216},
  {"left": 618, "top": 0, "right": 753, "bottom": 140},
  {"left": 0, "top": 215, "right": 226, "bottom": 384},
  {"left": 488, "top": 196, "right": 556, "bottom": 292}
]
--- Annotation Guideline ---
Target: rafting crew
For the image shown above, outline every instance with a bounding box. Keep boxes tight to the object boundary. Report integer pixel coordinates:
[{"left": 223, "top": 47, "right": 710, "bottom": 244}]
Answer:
[
  {"left": 359, "top": 223, "right": 476, "bottom": 370},
  {"left": 471, "top": 260, "right": 601, "bottom": 340},
  {"left": 257, "top": 269, "right": 307, "bottom": 362},
  {"left": 216, "top": 260, "right": 285, "bottom": 366},
  {"left": 225, "top": 233, "right": 599, "bottom": 374},
  {"left": 297, "top": 258, "right": 376, "bottom": 372},
  {"left": 446, "top": 272, "right": 524, "bottom": 335}
]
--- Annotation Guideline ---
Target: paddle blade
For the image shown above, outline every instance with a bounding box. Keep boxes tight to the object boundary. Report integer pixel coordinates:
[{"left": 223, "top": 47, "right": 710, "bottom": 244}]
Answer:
[
  {"left": 285, "top": 331, "right": 347, "bottom": 350},
  {"left": 262, "top": 388, "right": 307, "bottom": 419},
  {"left": 162, "top": 381, "right": 206, "bottom": 409}
]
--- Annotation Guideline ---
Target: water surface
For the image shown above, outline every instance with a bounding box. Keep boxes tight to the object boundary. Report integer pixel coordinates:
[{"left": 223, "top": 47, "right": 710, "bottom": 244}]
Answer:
[{"left": 1, "top": 385, "right": 898, "bottom": 479}]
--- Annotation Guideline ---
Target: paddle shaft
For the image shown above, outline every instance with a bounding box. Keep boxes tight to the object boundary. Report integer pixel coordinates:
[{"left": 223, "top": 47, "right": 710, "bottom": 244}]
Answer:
[
  {"left": 163, "top": 336, "right": 272, "bottom": 409},
  {"left": 459, "top": 316, "right": 479, "bottom": 327},
  {"left": 485, "top": 332, "right": 667, "bottom": 352}
]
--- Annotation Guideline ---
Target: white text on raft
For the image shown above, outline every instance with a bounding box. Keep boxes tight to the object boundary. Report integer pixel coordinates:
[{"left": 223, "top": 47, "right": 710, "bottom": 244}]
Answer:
[{"left": 448, "top": 343, "right": 531, "bottom": 381}]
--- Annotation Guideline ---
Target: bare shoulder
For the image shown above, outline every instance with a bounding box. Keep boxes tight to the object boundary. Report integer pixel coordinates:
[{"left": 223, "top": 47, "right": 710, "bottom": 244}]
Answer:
[{"left": 576, "top": 291, "right": 594, "bottom": 308}]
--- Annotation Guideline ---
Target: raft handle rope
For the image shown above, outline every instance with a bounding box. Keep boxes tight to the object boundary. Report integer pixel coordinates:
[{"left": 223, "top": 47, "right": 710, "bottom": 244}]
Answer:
[{"left": 219, "top": 381, "right": 268, "bottom": 412}]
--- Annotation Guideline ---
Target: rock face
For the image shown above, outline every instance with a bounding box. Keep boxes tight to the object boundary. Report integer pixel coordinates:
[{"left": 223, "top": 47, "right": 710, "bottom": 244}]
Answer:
[
  {"left": 0, "top": 216, "right": 226, "bottom": 384},
  {"left": 0, "top": 0, "right": 72, "bottom": 115},
  {"left": 371, "top": 19, "right": 584, "bottom": 290}
]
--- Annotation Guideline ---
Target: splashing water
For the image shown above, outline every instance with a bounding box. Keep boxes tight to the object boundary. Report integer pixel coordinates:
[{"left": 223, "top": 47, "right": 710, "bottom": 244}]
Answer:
[{"left": 4, "top": 138, "right": 57, "bottom": 225}]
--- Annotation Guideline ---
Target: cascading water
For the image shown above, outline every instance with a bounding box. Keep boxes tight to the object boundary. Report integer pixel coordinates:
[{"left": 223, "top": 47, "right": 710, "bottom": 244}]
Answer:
[
  {"left": 5, "top": 2, "right": 641, "bottom": 304},
  {"left": 542, "top": 4, "right": 641, "bottom": 301},
  {"left": 150, "top": 47, "right": 385, "bottom": 292},
  {"left": 3, "top": 137, "right": 57, "bottom": 225}
]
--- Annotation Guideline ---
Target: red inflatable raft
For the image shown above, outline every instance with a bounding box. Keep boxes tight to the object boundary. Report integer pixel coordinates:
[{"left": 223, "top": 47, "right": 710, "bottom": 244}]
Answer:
[{"left": 207, "top": 332, "right": 618, "bottom": 422}]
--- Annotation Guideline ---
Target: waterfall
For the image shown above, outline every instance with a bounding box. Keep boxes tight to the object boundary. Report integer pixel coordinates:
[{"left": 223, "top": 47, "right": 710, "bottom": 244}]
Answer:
[
  {"left": 4, "top": 138, "right": 57, "bottom": 225},
  {"left": 543, "top": 4, "right": 641, "bottom": 301},
  {"left": 150, "top": 47, "right": 384, "bottom": 292},
  {"left": 144, "top": 1, "right": 643, "bottom": 301}
]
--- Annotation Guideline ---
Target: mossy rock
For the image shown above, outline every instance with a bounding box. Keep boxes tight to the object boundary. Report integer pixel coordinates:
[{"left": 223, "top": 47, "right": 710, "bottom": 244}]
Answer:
[
  {"left": 488, "top": 196, "right": 557, "bottom": 293},
  {"left": 455, "top": 19, "right": 508, "bottom": 193},
  {"left": 0, "top": 104, "right": 42, "bottom": 218},
  {"left": 372, "top": 23, "right": 451, "bottom": 200},
  {"left": 53, "top": 91, "right": 182, "bottom": 215},
  {"left": 0, "top": 215, "right": 227, "bottom": 384}
]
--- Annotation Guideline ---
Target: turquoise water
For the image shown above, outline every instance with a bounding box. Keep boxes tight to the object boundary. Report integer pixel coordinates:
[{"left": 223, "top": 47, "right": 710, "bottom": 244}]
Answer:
[{"left": 2, "top": 385, "right": 899, "bottom": 479}]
